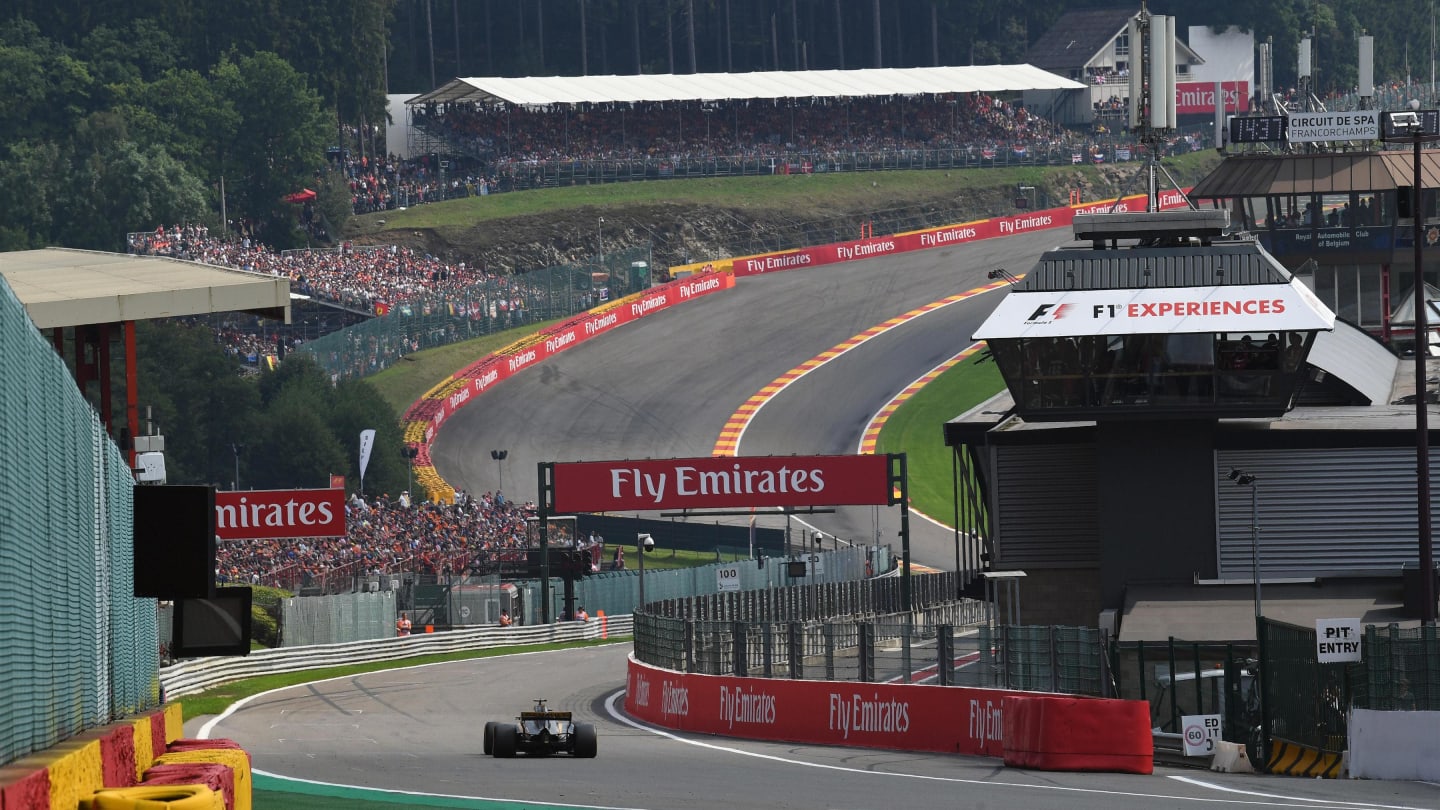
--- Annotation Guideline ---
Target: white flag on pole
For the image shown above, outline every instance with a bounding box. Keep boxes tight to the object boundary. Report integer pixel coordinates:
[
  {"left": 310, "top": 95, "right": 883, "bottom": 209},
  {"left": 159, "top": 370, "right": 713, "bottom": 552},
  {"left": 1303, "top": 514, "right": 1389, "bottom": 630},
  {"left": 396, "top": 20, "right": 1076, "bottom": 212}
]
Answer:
[{"left": 359, "top": 429, "right": 376, "bottom": 481}]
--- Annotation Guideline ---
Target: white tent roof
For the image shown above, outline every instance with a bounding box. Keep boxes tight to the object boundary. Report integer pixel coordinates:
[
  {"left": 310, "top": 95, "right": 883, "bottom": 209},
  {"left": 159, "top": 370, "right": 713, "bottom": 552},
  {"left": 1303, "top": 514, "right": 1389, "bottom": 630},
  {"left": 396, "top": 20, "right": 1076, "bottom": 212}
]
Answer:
[
  {"left": 407, "top": 65, "right": 1085, "bottom": 107},
  {"left": 1389, "top": 282, "right": 1440, "bottom": 325}
]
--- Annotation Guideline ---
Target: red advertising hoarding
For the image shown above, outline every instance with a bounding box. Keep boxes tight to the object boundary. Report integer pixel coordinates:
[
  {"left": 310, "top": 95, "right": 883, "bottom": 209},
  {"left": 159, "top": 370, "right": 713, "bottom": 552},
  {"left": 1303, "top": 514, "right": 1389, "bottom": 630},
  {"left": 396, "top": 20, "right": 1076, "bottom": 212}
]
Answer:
[
  {"left": 215, "top": 488, "right": 346, "bottom": 540},
  {"left": 1176, "top": 81, "right": 1249, "bottom": 115},
  {"left": 730, "top": 189, "right": 1193, "bottom": 278},
  {"left": 625, "top": 657, "right": 1016, "bottom": 757},
  {"left": 415, "top": 272, "right": 735, "bottom": 446},
  {"left": 552, "top": 454, "right": 891, "bottom": 513}
]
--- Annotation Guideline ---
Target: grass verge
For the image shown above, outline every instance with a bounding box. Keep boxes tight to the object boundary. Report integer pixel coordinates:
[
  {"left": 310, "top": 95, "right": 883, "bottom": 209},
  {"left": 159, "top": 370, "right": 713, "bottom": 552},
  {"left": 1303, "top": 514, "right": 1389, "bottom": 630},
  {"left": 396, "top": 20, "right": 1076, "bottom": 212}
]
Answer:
[
  {"left": 874, "top": 351, "right": 1007, "bottom": 523},
  {"left": 605, "top": 543, "right": 753, "bottom": 572},
  {"left": 179, "top": 638, "right": 626, "bottom": 721},
  {"left": 366, "top": 320, "right": 563, "bottom": 416},
  {"left": 355, "top": 151, "right": 1220, "bottom": 234}
]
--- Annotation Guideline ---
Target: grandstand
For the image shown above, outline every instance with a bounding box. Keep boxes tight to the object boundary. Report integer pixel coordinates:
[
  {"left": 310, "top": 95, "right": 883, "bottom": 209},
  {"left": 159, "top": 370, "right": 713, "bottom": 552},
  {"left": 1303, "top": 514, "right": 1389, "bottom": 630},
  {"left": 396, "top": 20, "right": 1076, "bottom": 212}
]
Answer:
[{"left": 396, "top": 65, "right": 1125, "bottom": 190}]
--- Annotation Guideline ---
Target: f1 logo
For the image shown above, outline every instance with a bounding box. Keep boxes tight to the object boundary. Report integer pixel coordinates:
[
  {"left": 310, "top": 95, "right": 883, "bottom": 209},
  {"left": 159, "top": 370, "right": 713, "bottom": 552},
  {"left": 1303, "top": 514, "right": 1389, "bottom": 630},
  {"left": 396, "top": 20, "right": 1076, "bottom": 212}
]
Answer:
[{"left": 1027, "top": 303, "right": 1072, "bottom": 321}]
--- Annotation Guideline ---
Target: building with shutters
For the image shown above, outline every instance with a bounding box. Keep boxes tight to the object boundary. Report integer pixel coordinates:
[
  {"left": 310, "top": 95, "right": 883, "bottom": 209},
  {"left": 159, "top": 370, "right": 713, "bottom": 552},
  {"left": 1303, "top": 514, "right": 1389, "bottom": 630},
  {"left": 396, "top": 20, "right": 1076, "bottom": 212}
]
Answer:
[{"left": 952, "top": 207, "right": 1435, "bottom": 642}]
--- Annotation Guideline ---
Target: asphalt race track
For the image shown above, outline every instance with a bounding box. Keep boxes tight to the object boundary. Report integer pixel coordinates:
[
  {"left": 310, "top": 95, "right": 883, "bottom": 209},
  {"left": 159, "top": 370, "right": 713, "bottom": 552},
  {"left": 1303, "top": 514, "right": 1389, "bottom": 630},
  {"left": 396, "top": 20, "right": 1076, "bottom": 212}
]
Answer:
[
  {"left": 429, "top": 228, "right": 1064, "bottom": 568},
  {"left": 207, "top": 643, "right": 1440, "bottom": 809},
  {"left": 207, "top": 232, "right": 1440, "bottom": 808}
]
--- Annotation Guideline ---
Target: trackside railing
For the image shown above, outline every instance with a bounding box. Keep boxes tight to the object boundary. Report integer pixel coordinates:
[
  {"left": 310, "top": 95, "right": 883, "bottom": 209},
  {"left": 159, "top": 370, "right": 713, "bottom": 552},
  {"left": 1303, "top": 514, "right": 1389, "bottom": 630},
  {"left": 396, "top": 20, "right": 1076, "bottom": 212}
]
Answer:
[{"left": 159, "top": 615, "right": 633, "bottom": 698}]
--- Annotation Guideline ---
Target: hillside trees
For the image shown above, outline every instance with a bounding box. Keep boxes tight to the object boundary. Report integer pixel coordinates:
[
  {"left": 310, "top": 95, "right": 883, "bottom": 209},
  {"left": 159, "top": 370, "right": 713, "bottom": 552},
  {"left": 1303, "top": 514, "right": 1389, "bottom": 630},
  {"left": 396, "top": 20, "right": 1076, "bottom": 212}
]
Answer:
[
  {"left": 0, "top": 12, "right": 354, "bottom": 251},
  {"left": 135, "top": 322, "right": 407, "bottom": 495}
]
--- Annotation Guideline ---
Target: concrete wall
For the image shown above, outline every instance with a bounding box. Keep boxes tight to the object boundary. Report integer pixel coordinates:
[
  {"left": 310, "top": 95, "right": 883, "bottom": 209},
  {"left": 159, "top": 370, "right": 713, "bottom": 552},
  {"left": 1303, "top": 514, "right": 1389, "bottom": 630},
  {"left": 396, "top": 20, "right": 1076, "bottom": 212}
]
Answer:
[
  {"left": 1096, "top": 420, "right": 1219, "bottom": 609},
  {"left": 1348, "top": 708, "right": 1440, "bottom": 780}
]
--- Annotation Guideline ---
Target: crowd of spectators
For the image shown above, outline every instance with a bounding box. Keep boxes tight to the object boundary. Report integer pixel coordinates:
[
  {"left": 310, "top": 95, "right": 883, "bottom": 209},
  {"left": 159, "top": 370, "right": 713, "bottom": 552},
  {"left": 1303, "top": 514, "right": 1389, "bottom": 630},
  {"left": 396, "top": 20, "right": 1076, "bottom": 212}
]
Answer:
[
  {"left": 122, "top": 93, "right": 1159, "bottom": 365},
  {"left": 129, "top": 224, "right": 525, "bottom": 364},
  {"left": 215, "top": 490, "right": 536, "bottom": 590},
  {"left": 364, "top": 92, "right": 1107, "bottom": 213},
  {"left": 412, "top": 93, "right": 1073, "bottom": 167},
  {"left": 130, "top": 226, "right": 495, "bottom": 315},
  {"left": 341, "top": 152, "right": 502, "bottom": 215}
]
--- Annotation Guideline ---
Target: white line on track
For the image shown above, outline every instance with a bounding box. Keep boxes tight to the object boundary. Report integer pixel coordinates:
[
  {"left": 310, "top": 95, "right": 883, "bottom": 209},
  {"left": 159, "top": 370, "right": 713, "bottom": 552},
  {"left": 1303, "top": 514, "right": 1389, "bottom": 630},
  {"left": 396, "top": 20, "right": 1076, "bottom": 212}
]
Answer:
[
  {"left": 602, "top": 691, "right": 1420, "bottom": 809},
  {"left": 1167, "top": 776, "right": 1438, "bottom": 810},
  {"left": 851, "top": 340, "right": 985, "bottom": 534},
  {"left": 196, "top": 644, "right": 643, "bottom": 810}
]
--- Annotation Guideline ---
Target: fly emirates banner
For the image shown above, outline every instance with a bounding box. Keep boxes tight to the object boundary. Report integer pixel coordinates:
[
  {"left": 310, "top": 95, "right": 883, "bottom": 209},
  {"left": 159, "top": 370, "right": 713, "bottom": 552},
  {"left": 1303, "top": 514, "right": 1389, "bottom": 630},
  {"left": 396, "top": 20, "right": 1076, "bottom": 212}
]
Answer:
[{"left": 551, "top": 454, "right": 892, "bottom": 512}]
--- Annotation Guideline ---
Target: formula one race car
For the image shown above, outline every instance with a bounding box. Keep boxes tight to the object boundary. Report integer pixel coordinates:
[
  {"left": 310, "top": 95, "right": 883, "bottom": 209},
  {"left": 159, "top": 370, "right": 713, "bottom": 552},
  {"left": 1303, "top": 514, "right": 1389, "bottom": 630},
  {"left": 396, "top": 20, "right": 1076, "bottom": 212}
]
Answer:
[{"left": 484, "top": 699, "right": 598, "bottom": 758}]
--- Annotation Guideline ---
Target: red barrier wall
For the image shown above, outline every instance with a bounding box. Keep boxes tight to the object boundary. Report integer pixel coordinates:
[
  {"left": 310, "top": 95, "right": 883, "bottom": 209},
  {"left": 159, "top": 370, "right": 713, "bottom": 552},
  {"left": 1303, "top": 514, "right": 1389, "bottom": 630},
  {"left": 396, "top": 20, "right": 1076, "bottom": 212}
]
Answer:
[
  {"left": 1002, "top": 694, "right": 1153, "bottom": 775},
  {"left": 732, "top": 189, "right": 1193, "bottom": 278},
  {"left": 625, "top": 656, "right": 1020, "bottom": 757},
  {"left": 408, "top": 271, "right": 735, "bottom": 446}
]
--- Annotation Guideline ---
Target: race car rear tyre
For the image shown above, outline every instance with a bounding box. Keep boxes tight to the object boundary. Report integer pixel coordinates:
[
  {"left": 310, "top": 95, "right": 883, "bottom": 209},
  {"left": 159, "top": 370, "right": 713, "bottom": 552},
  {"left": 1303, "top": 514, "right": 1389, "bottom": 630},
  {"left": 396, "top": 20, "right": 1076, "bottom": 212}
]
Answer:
[
  {"left": 573, "top": 722, "right": 598, "bottom": 758},
  {"left": 493, "top": 724, "right": 518, "bottom": 758},
  {"left": 483, "top": 721, "right": 497, "bottom": 755}
]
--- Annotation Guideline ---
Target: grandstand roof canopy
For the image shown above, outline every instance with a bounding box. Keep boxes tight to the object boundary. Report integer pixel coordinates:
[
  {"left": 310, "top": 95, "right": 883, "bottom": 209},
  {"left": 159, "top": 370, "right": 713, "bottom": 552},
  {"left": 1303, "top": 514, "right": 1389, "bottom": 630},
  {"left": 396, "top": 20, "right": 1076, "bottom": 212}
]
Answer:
[
  {"left": 407, "top": 65, "right": 1086, "bottom": 107},
  {"left": 0, "top": 248, "right": 291, "bottom": 329}
]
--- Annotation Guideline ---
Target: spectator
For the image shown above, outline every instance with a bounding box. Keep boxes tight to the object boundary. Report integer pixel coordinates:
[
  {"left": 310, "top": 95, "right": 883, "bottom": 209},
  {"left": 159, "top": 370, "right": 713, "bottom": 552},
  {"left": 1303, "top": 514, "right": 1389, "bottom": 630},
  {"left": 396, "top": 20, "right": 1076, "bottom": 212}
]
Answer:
[{"left": 214, "top": 490, "right": 536, "bottom": 592}]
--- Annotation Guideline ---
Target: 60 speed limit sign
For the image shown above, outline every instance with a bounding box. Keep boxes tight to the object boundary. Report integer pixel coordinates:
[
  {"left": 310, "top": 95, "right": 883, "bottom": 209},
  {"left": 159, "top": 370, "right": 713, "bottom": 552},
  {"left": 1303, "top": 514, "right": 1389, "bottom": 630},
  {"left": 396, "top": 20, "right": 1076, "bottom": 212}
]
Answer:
[{"left": 1181, "top": 714, "right": 1222, "bottom": 756}]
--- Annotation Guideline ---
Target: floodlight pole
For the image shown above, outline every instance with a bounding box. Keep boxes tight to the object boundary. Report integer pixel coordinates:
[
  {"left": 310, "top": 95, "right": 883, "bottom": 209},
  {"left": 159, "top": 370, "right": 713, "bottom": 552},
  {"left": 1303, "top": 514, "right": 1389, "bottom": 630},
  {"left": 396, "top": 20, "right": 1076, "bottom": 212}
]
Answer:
[
  {"left": 1250, "top": 479, "right": 1262, "bottom": 619},
  {"left": 1384, "top": 106, "right": 1437, "bottom": 624},
  {"left": 1412, "top": 127, "right": 1437, "bottom": 624}
]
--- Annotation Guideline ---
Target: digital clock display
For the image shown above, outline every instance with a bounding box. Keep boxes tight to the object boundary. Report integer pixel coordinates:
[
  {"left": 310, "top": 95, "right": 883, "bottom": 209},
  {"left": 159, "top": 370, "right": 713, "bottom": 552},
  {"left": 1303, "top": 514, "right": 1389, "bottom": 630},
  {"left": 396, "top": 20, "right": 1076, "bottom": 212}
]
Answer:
[{"left": 1228, "top": 115, "right": 1288, "bottom": 144}]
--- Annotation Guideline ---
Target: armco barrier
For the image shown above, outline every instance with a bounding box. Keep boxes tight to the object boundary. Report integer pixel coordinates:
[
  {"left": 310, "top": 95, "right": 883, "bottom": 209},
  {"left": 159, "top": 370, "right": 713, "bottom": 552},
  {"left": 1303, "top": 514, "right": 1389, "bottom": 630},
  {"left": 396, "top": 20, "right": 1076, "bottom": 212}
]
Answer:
[
  {"left": 1001, "top": 695, "right": 1153, "bottom": 775},
  {"left": 160, "top": 616, "right": 632, "bottom": 698},
  {"left": 625, "top": 656, "right": 1017, "bottom": 757}
]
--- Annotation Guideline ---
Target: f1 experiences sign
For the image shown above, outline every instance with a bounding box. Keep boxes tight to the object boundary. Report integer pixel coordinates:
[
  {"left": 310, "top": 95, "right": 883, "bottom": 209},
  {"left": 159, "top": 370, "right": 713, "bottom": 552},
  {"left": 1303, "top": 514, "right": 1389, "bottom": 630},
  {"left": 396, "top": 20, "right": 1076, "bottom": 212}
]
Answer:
[
  {"left": 971, "top": 281, "right": 1336, "bottom": 339},
  {"left": 215, "top": 488, "right": 346, "bottom": 540},
  {"left": 551, "top": 454, "right": 892, "bottom": 512}
]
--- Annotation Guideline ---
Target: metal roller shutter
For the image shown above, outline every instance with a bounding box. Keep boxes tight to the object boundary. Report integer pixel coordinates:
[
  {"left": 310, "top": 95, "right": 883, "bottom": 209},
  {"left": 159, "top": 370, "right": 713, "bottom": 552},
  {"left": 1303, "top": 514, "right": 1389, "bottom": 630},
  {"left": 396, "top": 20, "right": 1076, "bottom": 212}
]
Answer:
[
  {"left": 993, "top": 444, "right": 1099, "bottom": 566},
  {"left": 1216, "top": 447, "right": 1440, "bottom": 578}
]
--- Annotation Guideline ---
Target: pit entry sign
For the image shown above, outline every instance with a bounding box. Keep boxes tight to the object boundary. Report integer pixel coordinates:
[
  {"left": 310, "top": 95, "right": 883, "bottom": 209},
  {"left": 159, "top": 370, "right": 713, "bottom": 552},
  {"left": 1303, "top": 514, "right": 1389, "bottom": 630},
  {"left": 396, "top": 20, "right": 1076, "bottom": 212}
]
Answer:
[{"left": 1315, "top": 618, "right": 1363, "bottom": 663}]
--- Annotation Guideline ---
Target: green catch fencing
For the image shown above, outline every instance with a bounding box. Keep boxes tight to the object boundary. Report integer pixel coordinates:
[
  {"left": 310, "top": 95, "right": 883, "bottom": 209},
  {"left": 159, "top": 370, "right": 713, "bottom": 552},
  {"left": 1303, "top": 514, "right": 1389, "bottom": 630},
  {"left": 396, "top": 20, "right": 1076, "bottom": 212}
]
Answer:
[
  {"left": 295, "top": 246, "right": 652, "bottom": 382},
  {"left": 1258, "top": 617, "right": 1350, "bottom": 757},
  {"left": 978, "top": 624, "right": 1109, "bottom": 696},
  {"left": 518, "top": 545, "right": 893, "bottom": 622},
  {"left": 1348, "top": 623, "right": 1440, "bottom": 712},
  {"left": 280, "top": 591, "right": 399, "bottom": 647},
  {"left": 0, "top": 276, "right": 160, "bottom": 768},
  {"left": 633, "top": 569, "right": 1109, "bottom": 691}
]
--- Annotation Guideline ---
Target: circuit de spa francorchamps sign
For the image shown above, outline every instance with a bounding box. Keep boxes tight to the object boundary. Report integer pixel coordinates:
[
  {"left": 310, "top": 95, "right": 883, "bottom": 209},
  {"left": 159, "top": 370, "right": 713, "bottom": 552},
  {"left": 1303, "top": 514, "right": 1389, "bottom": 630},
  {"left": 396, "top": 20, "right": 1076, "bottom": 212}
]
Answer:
[{"left": 549, "top": 454, "right": 895, "bottom": 513}]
